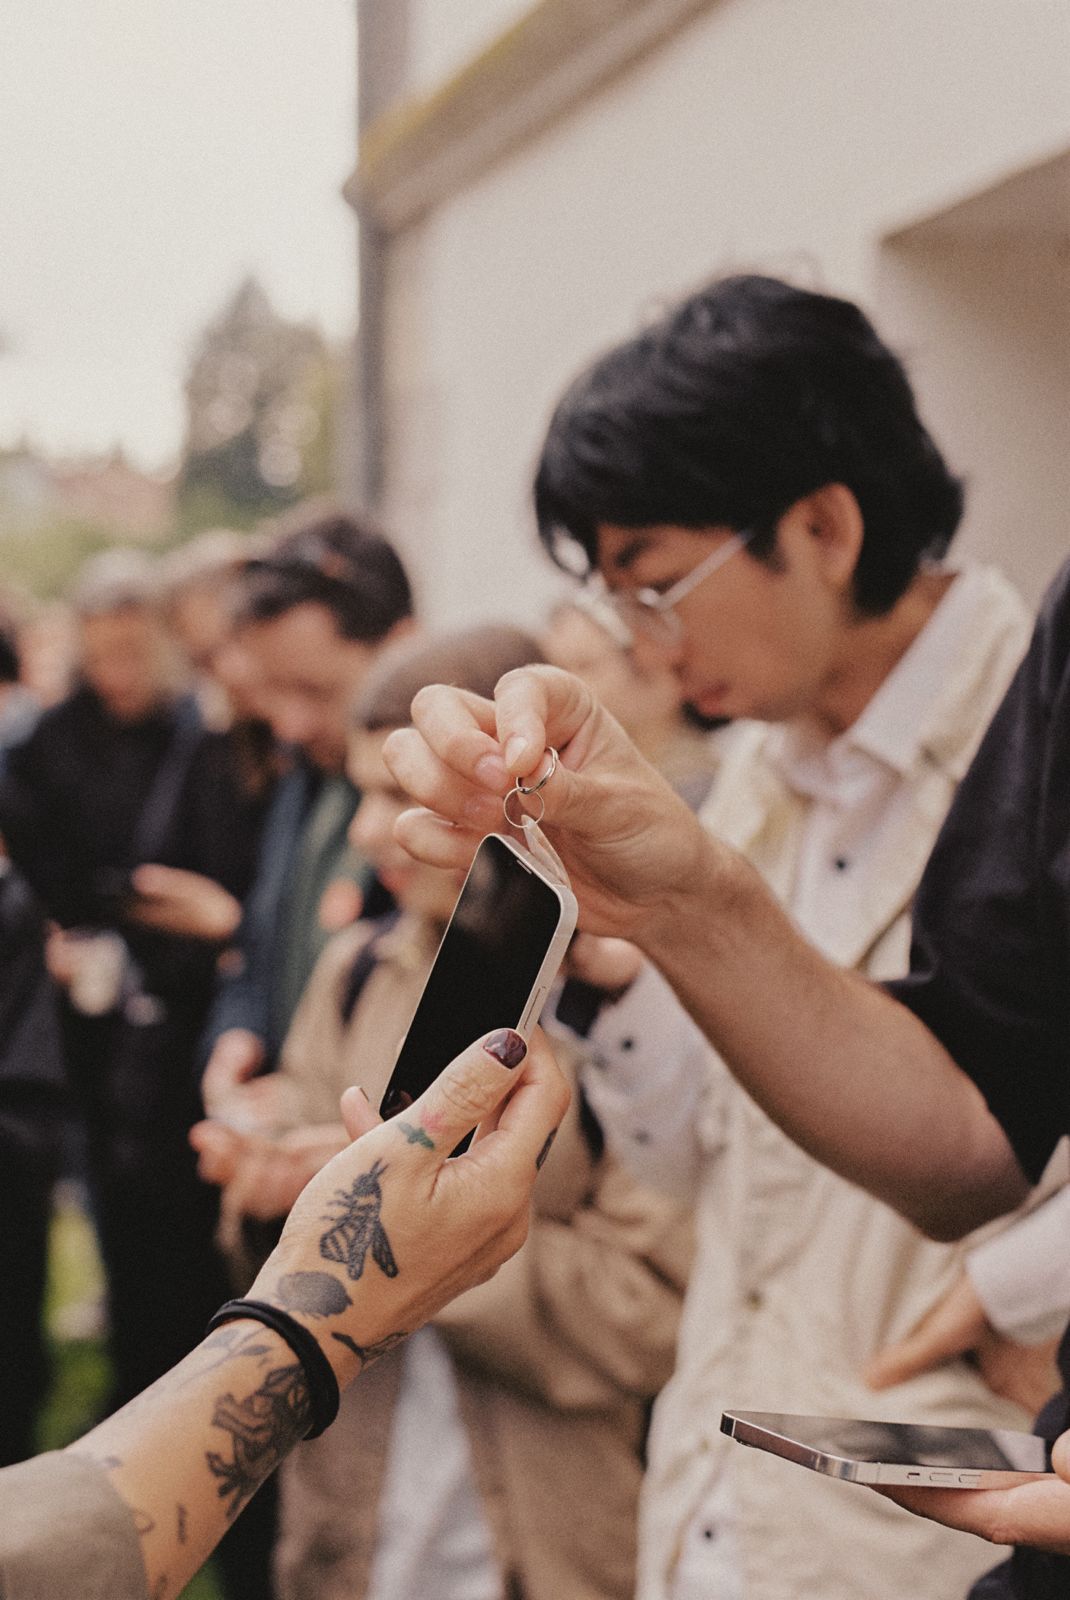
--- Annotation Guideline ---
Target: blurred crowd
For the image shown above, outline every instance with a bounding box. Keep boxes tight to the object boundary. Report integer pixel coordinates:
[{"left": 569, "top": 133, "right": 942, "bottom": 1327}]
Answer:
[
  {"left": 0, "top": 505, "right": 711, "bottom": 1600},
  {"left": 1, "top": 274, "right": 1067, "bottom": 1600}
]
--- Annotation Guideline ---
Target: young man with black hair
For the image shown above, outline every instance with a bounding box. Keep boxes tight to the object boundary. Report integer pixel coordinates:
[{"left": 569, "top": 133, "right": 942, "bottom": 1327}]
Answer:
[
  {"left": 201, "top": 508, "right": 415, "bottom": 1120},
  {"left": 385, "top": 275, "right": 1043, "bottom": 1600}
]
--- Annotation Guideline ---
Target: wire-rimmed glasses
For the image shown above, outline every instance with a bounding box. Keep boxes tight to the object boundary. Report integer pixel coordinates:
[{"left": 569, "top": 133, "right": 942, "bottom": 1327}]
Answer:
[{"left": 577, "top": 530, "right": 752, "bottom": 650}]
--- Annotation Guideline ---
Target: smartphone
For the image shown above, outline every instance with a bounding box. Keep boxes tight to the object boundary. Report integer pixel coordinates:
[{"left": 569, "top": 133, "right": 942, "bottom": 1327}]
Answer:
[
  {"left": 379, "top": 833, "right": 578, "bottom": 1123},
  {"left": 720, "top": 1410, "right": 1055, "bottom": 1489}
]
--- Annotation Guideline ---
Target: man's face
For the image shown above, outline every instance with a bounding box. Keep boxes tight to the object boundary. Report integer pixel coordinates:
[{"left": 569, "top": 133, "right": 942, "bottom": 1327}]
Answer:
[
  {"left": 346, "top": 728, "right": 461, "bottom": 923},
  {"left": 238, "top": 602, "right": 377, "bottom": 771},
  {"left": 596, "top": 506, "right": 851, "bottom": 726},
  {"left": 80, "top": 606, "right": 169, "bottom": 723}
]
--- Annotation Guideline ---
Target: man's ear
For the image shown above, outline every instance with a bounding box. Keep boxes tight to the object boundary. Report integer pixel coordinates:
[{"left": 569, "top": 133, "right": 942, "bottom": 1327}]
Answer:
[{"left": 788, "top": 484, "right": 864, "bottom": 596}]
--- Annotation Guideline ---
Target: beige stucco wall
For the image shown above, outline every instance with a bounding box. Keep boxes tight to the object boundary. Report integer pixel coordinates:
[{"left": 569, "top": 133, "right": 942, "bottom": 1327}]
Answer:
[{"left": 376, "top": 0, "right": 1070, "bottom": 625}]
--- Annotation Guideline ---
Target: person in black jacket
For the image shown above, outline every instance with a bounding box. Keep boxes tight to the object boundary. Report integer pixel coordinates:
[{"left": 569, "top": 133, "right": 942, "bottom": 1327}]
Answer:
[
  {"left": 0, "top": 847, "right": 66, "bottom": 1467},
  {"left": 0, "top": 551, "right": 256, "bottom": 1416}
]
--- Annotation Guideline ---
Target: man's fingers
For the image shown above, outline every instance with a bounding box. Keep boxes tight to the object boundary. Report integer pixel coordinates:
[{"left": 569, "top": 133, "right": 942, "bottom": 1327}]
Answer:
[
  {"left": 384, "top": 726, "right": 505, "bottom": 833},
  {"left": 393, "top": 808, "right": 485, "bottom": 871},
  {"left": 877, "top": 1478, "right": 1070, "bottom": 1552},
  {"left": 494, "top": 666, "right": 594, "bottom": 776},
  {"left": 340, "top": 1085, "right": 381, "bottom": 1142},
  {"left": 405, "top": 685, "right": 510, "bottom": 790}
]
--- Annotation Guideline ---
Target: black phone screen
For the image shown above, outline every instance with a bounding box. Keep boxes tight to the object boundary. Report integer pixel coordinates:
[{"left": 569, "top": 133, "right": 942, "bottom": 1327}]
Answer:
[{"left": 380, "top": 834, "right": 565, "bottom": 1117}]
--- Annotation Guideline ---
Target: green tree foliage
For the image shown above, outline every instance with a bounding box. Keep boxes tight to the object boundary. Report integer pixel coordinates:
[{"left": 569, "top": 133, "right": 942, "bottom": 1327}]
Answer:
[{"left": 177, "top": 277, "right": 336, "bottom": 534}]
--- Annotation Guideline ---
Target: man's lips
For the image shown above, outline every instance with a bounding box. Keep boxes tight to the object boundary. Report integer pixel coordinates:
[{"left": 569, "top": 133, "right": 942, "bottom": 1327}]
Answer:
[{"left": 689, "top": 682, "right": 734, "bottom": 716}]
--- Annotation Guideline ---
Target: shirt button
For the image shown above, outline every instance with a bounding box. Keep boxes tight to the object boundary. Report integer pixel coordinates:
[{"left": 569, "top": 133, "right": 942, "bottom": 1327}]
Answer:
[{"left": 744, "top": 1289, "right": 764, "bottom": 1311}]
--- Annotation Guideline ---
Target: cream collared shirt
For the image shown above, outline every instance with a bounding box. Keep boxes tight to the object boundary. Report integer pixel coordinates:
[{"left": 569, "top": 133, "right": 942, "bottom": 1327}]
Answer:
[{"left": 572, "top": 566, "right": 1035, "bottom": 1600}]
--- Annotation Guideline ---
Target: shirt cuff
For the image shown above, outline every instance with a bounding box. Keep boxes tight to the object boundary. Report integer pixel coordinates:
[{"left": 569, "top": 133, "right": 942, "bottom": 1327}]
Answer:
[{"left": 966, "top": 1188, "right": 1070, "bottom": 1344}]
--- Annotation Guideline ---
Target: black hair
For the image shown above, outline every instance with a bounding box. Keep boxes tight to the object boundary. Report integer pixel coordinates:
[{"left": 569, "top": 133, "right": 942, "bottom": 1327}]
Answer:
[
  {"left": 235, "top": 508, "right": 413, "bottom": 643},
  {"left": 534, "top": 274, "right": 964, "bottom": 615}
]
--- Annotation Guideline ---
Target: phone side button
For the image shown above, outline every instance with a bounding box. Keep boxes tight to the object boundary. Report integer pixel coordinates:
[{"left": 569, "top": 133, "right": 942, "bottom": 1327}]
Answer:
[
  {"left": 522, "top": 986, "right": 550, "bottom": 1032},
  {"left": 927, "top": 1471, "right": 955, "bottom": 1485},
  {"left": 956, "top": 1473, "right": 982, "bottom": 1488}
]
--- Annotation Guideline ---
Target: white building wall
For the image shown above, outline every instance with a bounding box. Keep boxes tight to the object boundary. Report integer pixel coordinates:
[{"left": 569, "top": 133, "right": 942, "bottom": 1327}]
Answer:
[{"left": 377, "top": 0, "right": 1070, "bottom": 625}]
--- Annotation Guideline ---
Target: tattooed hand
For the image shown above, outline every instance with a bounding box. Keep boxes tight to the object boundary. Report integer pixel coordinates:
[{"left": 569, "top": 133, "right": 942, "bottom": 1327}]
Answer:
[
  {"left": 57, "top": 1027, "right": 566, "bottom": 1600},
  {"left": 249, "top": 1025, "right": 570, "bottom": 1388}
]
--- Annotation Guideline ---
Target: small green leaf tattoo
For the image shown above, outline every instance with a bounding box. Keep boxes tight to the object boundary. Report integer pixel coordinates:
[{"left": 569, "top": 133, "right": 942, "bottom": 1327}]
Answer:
[{"left": 398, "top": 1121, "right": 435, "bottom": 1151}]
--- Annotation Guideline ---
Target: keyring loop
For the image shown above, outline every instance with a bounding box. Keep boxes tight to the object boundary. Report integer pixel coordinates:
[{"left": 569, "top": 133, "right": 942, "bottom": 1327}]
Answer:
[
  {"left": 516, "top": 747, "right": 559, "bottom": 796},
  {"left": 503, "top": 787, "right": 545, "bottom": 829}
]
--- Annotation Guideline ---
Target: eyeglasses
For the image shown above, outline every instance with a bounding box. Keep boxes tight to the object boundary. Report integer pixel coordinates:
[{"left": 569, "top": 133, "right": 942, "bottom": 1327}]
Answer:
[{"left": 579, "top": 530, "right": 752, "bottom": 650}]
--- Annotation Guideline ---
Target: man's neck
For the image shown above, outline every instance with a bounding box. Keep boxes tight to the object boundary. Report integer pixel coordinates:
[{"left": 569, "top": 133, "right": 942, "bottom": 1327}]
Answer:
[{"left": 807, "top": 569, "right": 956, "bottom": 738}]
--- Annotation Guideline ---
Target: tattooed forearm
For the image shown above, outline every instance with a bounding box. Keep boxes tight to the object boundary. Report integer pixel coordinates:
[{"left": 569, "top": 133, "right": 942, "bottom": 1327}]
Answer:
[
  {"left": 176, "top": 1503, "right": 188, "bottom": 1545},
  {"left": 191, "top": 1325, "right": 277, "bottom": 1380},
  {"left": 271, "top": 1270, "right": 352, "bottom": 1318},
  {"left": 398, "top": 1120, "right": 435, "bottom": 1150},
  {"left": 331, "top": 1329, "right": 409, "bottom": 1371},
  {"left": 205, "top": 1361, "right": 311, "bottom": 1522},
  {"left": 320, "top": 1159, "right": 399, "bottom": 1281}
]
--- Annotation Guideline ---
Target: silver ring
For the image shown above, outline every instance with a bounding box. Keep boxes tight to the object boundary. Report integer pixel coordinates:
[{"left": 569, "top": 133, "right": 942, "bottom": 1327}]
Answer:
[
  {"left": 503, "top": 787, "right": 545, "bottom": 829},
  {"left": 516, "top": 747, "right": 558, "bottom": 796}
]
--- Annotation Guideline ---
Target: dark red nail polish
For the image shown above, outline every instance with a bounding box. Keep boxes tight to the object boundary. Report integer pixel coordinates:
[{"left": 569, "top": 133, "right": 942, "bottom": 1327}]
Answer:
[{"left": 483, "top": 1029, "right": 527, "bottom": 1069}]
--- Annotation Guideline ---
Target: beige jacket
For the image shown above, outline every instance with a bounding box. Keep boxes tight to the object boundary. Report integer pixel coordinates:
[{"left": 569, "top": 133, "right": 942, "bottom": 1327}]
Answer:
[
  {"left": 266, "top": 913, "right": 692, "bottom": 1600},
  {"left": 583, "top": 568, "right": 1039, "bottom": 1600}
]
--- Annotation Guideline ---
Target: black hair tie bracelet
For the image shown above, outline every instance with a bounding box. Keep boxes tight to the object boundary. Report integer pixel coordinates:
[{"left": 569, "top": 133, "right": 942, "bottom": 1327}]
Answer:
[{"left": 206, "top": 1298, "right": 340, "bottom": 1439}]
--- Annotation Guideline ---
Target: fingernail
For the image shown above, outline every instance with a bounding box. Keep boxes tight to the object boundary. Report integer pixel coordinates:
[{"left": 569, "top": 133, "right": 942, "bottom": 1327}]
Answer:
[
  {"left": 483, "top": 1029, "right": 527, "bottom": 1069},
  {"left": 504, "top": 735, "right": 528, "bottom": 769},
  {"left": 474, "top": 753, "right": 509, "bottom": 790}
]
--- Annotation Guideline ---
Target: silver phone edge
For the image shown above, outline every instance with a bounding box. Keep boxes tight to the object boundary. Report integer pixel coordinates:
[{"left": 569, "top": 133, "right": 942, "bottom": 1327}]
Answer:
[{"left": 720, "top": 1413, "right": 1052, "bottom": 1490}]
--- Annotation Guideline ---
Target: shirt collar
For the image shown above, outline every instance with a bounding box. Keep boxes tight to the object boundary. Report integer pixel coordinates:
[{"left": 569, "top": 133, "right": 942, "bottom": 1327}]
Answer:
[{"left": 767, "top": 566, "right": 982, "bottom": 793}]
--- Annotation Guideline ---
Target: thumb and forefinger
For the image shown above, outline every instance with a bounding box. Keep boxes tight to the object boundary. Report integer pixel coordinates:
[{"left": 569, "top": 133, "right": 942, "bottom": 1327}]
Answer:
[{"left": 389, "top": 1026, "right": 568, "bottom": 1178}]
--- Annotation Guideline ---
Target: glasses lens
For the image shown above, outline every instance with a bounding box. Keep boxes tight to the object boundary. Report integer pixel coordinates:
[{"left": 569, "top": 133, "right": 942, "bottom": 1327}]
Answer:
[{"left": 610, "top": 593, "right": 680, "bottom": 649}]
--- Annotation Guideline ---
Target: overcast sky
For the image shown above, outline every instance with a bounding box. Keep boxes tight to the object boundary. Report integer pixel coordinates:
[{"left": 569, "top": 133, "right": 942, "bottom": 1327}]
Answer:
[{"left": 0, "top": 0, "right": 357, "bottom": 470}]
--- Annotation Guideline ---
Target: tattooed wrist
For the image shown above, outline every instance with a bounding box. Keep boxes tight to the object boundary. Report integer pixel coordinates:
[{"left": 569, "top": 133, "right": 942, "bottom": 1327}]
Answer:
[
  {"left": 269, "top": 1270, "right": 353, "bottom": 1319},
  {"left": 331, "top": 1329, "right": 410, "bottom": 1372},
  {"left": 206, "top": 1359, "right": 311, "bottom": 1521}
]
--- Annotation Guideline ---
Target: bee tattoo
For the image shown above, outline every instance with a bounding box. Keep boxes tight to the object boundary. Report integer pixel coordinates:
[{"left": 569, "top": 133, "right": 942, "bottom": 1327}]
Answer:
[{"left": 319, "top": 1159, "right": 399, "bottom": 1281}]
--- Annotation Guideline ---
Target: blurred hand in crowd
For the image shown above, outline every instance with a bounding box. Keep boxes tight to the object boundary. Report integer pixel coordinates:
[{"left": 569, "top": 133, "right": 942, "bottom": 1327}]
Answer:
[
  {"left": 865, "top": 1269, "right": 1061, "bottom": 1417},
  {"left": 125, "top": 864, "right": 242, "bottom": 942},
  {"left": 190, "top": 1118, "right": 348, "bottom": 1221},
  {"left": 201, "top": 1027, "right": 276, "bottom": 1126}
]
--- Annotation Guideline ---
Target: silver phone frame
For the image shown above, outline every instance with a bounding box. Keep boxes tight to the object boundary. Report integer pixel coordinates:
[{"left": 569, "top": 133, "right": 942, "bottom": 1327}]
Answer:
[
  {"left": 720, "top": 1410, "right": 1054, "bottom": 1489},
  {"left": 380, "top": 832, "right": 578, "bottom": 1113}
]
